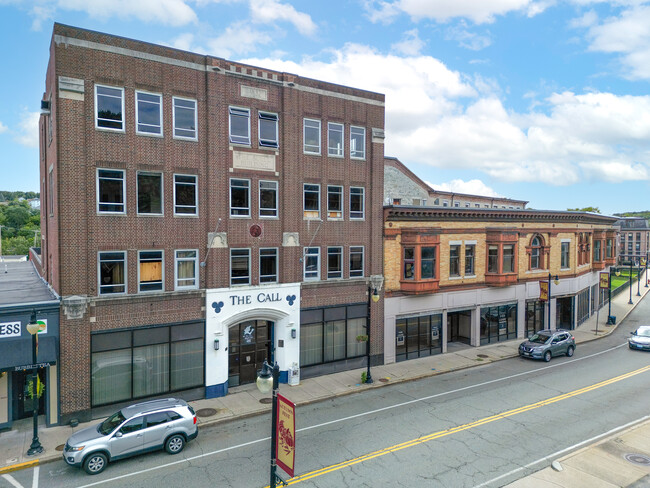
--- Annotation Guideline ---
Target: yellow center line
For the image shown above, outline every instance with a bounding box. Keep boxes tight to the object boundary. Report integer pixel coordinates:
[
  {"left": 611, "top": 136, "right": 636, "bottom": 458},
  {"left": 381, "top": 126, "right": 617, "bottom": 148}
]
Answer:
[{"left": 276, "top": 365, "right": 650, "bottom": 486}]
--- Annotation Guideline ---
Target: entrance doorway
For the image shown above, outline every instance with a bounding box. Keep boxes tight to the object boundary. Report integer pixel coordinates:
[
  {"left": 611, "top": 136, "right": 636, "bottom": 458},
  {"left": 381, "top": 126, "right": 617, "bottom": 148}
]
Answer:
[
  {"left": 447, "top": 311, "right": 472, "bottom": 345},
  {"left": 228, "top": 320, "right": 273, "bottom": 387},
  {"left": 11, "top": 369, "right": 46, "bottom": 421}
]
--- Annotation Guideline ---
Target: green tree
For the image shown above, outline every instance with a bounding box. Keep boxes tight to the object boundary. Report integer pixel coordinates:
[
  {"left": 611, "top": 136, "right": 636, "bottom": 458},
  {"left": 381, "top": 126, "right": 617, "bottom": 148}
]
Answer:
[
  {"left": 567, "top": 207, "right": 601, "bottom": 213},
  {"left": 4, "top": 203, "right": 31, "bottom": 229},
  {"left": 2, "top": 236, "right": 31, "bottom": 255}
]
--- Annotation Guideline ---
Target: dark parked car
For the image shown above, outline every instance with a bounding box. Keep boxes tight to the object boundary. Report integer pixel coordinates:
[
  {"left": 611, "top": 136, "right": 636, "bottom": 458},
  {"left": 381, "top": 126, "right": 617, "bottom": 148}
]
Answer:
[
  {"left": 629, "top": 326, "right": 650, "bottom": 351},
  {"left": 519, "top": 329, "right": 575, "bottom": 362},
  {"left": 63, "top": 398, "right": 198, "bottom": 475}
]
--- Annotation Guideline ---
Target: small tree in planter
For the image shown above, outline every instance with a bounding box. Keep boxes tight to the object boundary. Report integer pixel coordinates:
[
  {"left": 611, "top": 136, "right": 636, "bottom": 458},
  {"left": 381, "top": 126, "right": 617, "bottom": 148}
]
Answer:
[{"left": 356, "top": 334, "right": 368, "bottom": 343}]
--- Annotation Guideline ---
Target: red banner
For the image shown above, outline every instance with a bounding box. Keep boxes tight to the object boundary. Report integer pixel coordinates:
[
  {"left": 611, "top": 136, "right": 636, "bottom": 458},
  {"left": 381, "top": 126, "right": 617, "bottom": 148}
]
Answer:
[
  {"left": 539, "top": 280, "right": 548, "bottom": 301},
  {"left": 276, "top": 394, "right": 295, "bottom": 478},
  {"left": 599, "top": 272, "right": 609, "bottom": 289}
]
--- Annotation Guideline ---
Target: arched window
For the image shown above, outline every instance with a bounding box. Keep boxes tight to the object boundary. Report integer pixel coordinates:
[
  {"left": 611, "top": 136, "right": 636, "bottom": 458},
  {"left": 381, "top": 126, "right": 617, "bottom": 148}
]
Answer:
[{"left": 530, "top": 235, "right": 542, "bottom": 269}]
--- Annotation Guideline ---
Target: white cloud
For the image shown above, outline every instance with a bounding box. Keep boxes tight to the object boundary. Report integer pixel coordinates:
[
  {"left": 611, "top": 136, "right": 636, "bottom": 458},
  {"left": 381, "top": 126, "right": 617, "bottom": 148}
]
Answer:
[
  {"left": 428, "top": 179, "right": 502, "bottom": 197},
  {"left": 444, "top": 21, "right": 492, "bottom": 50},
  {"left": 249, "top": 0, "right": 317, "bottom": 36},
  {"left": 15, "top": 111, "right": 40, "bottom": 148},
  {"left": 365, "top": 0, "right": 544, "bottom": 24},
  {"left": 206, "top": 22, "right": 273, "bottom": 57},
  {"left": 0, "top": 121, "right": 7, "bottom": 134},
  {"left": 391, "top": 29, "right": 425, "bottom": 56}
]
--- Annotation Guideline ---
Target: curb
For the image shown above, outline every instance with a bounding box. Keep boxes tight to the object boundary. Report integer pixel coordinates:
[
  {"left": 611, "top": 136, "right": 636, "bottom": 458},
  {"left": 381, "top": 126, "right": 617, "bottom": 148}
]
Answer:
[{"left": 0, "top": 459, "right": 39, "bottom": 474}]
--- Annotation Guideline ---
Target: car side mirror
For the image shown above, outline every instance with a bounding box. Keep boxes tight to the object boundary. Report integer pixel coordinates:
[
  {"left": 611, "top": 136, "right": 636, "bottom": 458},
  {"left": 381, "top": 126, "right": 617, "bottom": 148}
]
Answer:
[
  {"left": 115, "top": 431, "right": 123, "bottom": 438},
  {"left": 630, "top": 331, "right": 635, "bottom": 335}
]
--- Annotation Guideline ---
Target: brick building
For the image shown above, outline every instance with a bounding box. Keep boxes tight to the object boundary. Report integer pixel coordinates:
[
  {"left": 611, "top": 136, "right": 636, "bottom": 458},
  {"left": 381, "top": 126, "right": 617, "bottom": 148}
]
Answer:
[
  {"left": 38, "top": 24, "right": 384, "bottom": 423},
  {"left": 615, "top": 217, "right": 650, "bottom": 264}
]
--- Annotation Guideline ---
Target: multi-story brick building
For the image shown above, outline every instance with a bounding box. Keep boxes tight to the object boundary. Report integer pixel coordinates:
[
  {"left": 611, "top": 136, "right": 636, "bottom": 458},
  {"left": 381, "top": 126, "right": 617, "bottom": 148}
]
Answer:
[
  {"left": 382, "top": 164, "right": 618, "bottom": 363},
  {"left": 615, "top": 217, "right": 650, "bottom": 264},
  {"left": 38, "top": 24, "right": 385, "bottom": 423}
]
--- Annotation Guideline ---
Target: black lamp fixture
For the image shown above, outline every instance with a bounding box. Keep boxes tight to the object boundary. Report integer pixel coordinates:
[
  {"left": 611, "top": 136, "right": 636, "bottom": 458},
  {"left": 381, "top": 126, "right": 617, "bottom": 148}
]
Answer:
[
  {"left": 365, "top": 275, "right": 384, "bottom": 384},
  {"left": 256, "top": 361, "right": 284, "bottom": 488},
  {"left": 25, "top": 311, "right": 43, "bottom": 456}
]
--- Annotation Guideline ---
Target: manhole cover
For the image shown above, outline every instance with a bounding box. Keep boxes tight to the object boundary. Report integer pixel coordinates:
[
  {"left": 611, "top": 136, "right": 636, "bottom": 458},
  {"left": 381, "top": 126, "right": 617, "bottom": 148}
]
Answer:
[
  {"left": 259, "top": 398, "right": 273, "bottom": 404},
  {"left": 55, "top": 444, "right": 65, "bottom": 452},
  {"left": 196, "top": 408, "right": 217, "bottom": 417},
  {"left": 378, "top": 378, "right": 389, "bottom": 383},
  {"left": 477, "top": 354, "right": 489, "bottom": 358},
  {"left": 624, "top": 453, "right": 650, "bottom": 466}
]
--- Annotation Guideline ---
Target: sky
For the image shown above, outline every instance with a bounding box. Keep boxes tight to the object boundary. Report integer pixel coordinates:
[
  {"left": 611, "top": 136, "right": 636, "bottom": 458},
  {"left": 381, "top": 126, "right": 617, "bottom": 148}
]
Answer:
[{"left": 1, "top": 1, "right": 650, "bottom": 215}]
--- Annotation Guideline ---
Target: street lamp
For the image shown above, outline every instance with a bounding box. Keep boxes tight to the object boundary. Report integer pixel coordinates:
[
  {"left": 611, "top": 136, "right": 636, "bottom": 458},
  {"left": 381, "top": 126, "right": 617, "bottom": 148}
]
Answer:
[
  {"left": 25, "top": 311, "right": 43, "bottom": 456},
  {"left": 637, "top": 258, "right": 642, "bottom": 297},
  {"left": 628, "top": 259, "right": 633, "bottom": 305},
  {"left": 365, "top": 275, "right": 384, "bottom": 384},
  {"left": 547, "top": 274, "right": 559, "bottom": 329},
  {"left": 645, "top": 252, "right": 648, "bottom": 288},
  {"left": 256, "top": 361, "right": 283, "bottom": 488},
  {"left": 606, "top": 267, "right": 621, "bottom": 325}
]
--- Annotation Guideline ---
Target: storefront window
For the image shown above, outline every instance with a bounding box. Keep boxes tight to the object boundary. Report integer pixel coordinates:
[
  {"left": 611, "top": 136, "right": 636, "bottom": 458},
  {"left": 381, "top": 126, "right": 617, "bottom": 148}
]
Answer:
[
  {"left": 395, "top": 314, "right": 442, "bottom": 362},
  {"left": 525, "top": 300, "right": 546, "bottom": 336},
  {"left": 480, "top": 304, "right": 517, "bottom": 345}
]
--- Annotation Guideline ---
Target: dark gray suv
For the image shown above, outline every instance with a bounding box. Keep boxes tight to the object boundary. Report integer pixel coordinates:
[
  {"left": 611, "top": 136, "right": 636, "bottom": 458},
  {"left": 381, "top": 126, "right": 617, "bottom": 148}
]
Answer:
[
  {"left": 519, "top": 329, "right": 576, "bottom": 362},
  {"left": 63, "top": 398, "right": 198, "bottom": 475}
]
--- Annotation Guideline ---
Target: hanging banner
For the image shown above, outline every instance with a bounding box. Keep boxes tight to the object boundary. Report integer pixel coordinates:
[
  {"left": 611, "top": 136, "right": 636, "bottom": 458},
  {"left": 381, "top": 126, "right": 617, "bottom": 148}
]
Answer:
[
  {"left": 599, "top": 272, "right": 609, "bottom": 289},
  {"left": 539, "top": 281, "right": 549, "bottom": 301},
  {"left": 276, "top": 394, "right": 296, "bottom": 478}
]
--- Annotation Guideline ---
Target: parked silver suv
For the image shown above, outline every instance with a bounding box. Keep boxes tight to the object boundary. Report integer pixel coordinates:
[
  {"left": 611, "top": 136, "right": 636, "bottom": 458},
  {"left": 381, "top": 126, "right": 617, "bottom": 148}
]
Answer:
[
  {"left": 519, "top": 329, "right": 575, "bottom": 362},
  {"left": 63, "top": 398, "right": 198, "bottom": 475}
]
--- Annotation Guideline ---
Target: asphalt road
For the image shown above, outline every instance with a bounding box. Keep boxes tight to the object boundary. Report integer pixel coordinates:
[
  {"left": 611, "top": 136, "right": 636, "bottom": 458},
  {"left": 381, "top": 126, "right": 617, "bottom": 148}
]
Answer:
[{"left": 4, "top": 297, "right": 650, "bottom": 488}]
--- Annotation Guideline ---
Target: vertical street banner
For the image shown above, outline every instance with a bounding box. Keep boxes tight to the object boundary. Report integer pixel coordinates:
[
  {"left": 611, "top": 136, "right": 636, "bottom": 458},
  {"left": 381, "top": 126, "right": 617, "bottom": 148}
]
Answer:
[
  {"left": 276, "top": 394, "right": 295, "bottom": 478},
  {"left": 539, "top": 280, "right": 549, "bottom": 301},
  {"left": 599, "top": 272, "right": 609, "bottom": 289}
]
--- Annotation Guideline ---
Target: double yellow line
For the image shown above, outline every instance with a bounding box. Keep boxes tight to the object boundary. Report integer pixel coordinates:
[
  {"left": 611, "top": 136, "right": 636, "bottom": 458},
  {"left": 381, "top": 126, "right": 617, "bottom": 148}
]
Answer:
[{"left": 278, "top": 365, "right": 650, "bottom": 486}]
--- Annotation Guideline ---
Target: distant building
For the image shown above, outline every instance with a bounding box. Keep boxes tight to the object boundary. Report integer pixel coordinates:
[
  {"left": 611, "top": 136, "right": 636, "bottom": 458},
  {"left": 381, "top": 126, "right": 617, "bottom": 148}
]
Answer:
[{"left": 615, "top": 217, "right": 650, "bottom": 263}]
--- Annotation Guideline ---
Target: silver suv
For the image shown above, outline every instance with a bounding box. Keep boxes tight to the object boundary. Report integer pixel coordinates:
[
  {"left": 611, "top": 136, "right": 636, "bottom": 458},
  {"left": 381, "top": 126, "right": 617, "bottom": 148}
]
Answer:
[
  {"left": 63, "top": 398, "right": 198, "bottom": 475},
  {"left": 519, "top": 329, "right": 576, "bottom": 362}
]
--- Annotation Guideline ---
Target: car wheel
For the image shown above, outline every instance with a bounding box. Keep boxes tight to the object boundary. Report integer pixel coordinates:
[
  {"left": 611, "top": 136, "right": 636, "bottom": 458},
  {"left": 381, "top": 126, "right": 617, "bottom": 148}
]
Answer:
[
  {"left": 566, "top": 346, "right": 574, "bottom": 357},
  {"left": 83, "top": 452, "right": 108, "bottom": 475},
  {"left": 165, "top": 434, "right": 185, "bottom": 454},
  {"left": 543, "top": 351, "right": 552, "bottom": 362}
]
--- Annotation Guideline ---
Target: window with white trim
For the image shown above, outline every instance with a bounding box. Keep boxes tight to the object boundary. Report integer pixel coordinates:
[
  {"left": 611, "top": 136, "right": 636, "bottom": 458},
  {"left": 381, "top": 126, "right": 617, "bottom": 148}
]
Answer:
[
  {"left": 95, "top": 85, "right": 124, "bottom": 131},
  {"left": 561, "top": 241, "right": 570, "bottom": 268},
  {"left": 99, "top": 251, "right": 126, "bottom": 295},
  {"left": 137, "top": 172, "right": 163, "bottom": 215},
  {"left": 327, "top": 185, "right": 343, "bottom": 220},
  {"left": 327, "top": 246, "right": 343, "bottom": 279},
  {"left": 138, "top": 250, "right": 164, "bottom": 292},
  {"left": 173, "top": 97, "right": 197, "bottom": 140},
  {"left": 229, "top": 107, "right": 250, "bottom": 145},
  {"left": 303, "top": 184, "right": 320, "bottom": 219},
  {"left": 259, "top": 112, "right": 278, "bottom": 148},
  {"left": 350, "top": 187, "right": 365, "bottom": 219},
  {"left": 259, "top": 180, "right": 278, "bottom": 218},
  {"left": 328, "top": 122, "right": 344, "bottom": 157},
  {"left": 260, "top": 248, "right": 278, "bottom": 283},
  {"left": 230, "top": 249, "right": 250, "bottom": 285},
  {"left": 230, "top": 178, "right": 250, "bottom": 217},
  {"left": 350, "top": 126, "right": 365, "bottom": 159},
  {"left": 97, "top": 169, "right": 125, "bottom": 214},
  {"left": 175, "top": 250, "right": 198, "bottom": 290},
  {"left": 303, "top": 118, "right": 321, "bottom": 154},
  {"left": 349, "top": 246, "right": 364, "bottom": 277},
  {"left": 174, "top": 174, "right": 197, "bottom": 216},
  {"left": 304, "top": 247, "right": 320, "bottom": 281},
  {"left": 135, "top": 91, "right": 162, "bottom": 135}
]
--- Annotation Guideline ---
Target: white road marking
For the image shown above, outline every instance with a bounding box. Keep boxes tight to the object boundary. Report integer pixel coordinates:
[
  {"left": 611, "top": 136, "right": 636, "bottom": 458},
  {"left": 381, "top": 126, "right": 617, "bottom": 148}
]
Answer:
[
  {"left": 31, "top": 467, "right": 38, "bottom": 488},
  {"left": 1, "top": 474, "right": 24, "bottom": 488}
]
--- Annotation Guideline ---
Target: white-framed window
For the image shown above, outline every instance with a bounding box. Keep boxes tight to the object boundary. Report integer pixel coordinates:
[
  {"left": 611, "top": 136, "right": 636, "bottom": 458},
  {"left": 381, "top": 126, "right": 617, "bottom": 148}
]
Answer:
[
  {"left": 327, "top": 185, "right": 343, "bottom": 220},
  {"left": 98, "top": 251, "right": 126, "bottom": 295},
  {"left": 349, "top": 246, "right": 364, "bottom": 278},
  {"left": 173, "top": 97, "right": 197, "bottom": 140},
  {"left": 95, "top": 85, "right": 124, "bottom": 131},
  {"left": 175, "top": 249, "right": 198, "bottom": 290},
  {"left": 328, "top": 122, "right": 344, "bottom": 157},
  {"left": 303, "top": 183, "right": 320, "bottom": 219},
  {"left": 350, "top": 187, "right": 365, "bottom": 220},
  {"left": 97, "top": 168, "right": 126, "bottom": 214},
  {"left": 138, "top": 250, "right": 164, "bottom": 292},
  {"left": 135, "top": 91, "right": 162, "bottom": 136},
  {"left": 443, "top": 200, "right": 449, "bottom": 207},
  {"left": 350, "top": 126, "right": 365, "bottom": 159},
  {"left": 260, "top": 248, "right": 278, "bottom": 283},
  {"left": 229, "top": 106, "right": 250, "bottom": 145},
  {"left": 327, "top": 246, "right": 343, "bottom": 279},
  {"left": 230, "top": 178, "right": 250, "bottom": 217},
  {"left": 230, "top": 248, "right": 250, "bottom": 285},
  {"left": 259, "top": 180, "right": 278, "bottom": 218},
  {"left": 136, "top": 172, "right": 163, "bottom": 215},
  {"left": 304, "top": 247, "right": 320, "bottom": 281},
  {"left": 173, "top": 174, "right": 198, "bottom": 216},
  {"left": 561, "top": 241, "right": 571, "bottom": 269},
  {"left": 303, "top": 118, "right": 321, "bottom": 154},
  {"left": 259, "top": 112, "right": 278, "bottom": 148}
]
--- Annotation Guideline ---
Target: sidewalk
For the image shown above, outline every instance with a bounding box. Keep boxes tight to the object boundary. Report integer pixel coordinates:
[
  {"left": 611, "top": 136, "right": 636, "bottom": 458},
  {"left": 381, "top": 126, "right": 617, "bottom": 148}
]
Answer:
[{"left": 1, "top": 273, "right": 649, "bottom": 486}]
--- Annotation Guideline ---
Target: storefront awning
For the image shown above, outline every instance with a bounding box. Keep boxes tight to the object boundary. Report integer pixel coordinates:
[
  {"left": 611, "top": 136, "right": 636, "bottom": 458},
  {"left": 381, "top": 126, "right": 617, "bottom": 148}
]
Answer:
[{"left": 0, "top": 336, "right": 58, "bottom": 371}]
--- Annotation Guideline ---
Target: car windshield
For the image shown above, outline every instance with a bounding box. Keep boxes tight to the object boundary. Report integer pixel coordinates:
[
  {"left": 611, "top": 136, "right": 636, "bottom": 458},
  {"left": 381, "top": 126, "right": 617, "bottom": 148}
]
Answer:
[
  {"left": 529, "top": 333, "right": 551, "bottom": 344},
  {"left": 99, "top": 411, "right": 126, "bottom": 435},
  {"left": 636, "top": 328, "right": 650, "bottom": 337}
]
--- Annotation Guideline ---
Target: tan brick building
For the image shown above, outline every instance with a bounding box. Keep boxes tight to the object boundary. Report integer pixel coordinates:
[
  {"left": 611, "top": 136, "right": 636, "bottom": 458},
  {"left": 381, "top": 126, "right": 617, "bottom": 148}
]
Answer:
[{"left": 38, "top": 24, "right": 385, "bottom": 423}]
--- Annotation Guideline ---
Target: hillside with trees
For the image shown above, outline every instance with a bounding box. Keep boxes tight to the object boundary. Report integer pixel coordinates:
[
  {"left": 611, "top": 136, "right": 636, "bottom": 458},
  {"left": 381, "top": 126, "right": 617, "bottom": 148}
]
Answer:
[{"left": 0, "top": 195, "right": 40, "bottom": 256}]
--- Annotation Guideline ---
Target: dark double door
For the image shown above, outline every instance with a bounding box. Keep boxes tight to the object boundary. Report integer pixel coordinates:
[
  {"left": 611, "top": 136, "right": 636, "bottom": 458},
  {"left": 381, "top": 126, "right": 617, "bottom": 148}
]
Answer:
[
  {"left": 228, "top": 320, "right": 273, "bottom": 387},
  {"left": 11, "top": 369, "right": 46, "bottom": 420}
]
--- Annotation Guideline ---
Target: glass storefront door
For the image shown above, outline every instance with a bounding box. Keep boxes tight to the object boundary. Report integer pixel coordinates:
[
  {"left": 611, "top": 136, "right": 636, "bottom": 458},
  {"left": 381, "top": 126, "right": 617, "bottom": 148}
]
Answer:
[
  {"left": 447, "top": 310, "right": 472, "bottom": 345},
  {"left": 228, "top": 320, "right": 273, "bottom": 387},
  {"left": 396, "top": 314, "right": 442, "bottom": 362}
]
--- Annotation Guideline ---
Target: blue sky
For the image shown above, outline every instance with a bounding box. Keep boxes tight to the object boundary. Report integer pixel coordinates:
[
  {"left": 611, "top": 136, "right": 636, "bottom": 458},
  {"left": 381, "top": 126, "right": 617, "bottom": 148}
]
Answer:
[{"left": 1, "top": 0, "right": 650, "bottom": 215}]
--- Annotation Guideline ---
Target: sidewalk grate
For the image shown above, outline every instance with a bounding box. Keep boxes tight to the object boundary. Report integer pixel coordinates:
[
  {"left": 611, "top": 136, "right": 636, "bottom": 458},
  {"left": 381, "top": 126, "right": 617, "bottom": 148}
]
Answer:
[
  {"left": 196, "top": 408, "right": 218, "bottom": 418},
  {"left": 259, "top": 398, "right": 273, "bottom": 404},
  {"left": 55, "top": 444, "right": 64, "bottom": 451},
  {"left": 624, "top": 453, "right": 650, "bottom": 466}
]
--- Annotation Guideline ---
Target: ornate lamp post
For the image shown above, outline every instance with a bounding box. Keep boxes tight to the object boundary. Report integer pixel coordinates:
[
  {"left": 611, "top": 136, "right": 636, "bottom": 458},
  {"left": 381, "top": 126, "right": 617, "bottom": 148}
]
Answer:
[
  {"left": 547, "top": 274, "right": 559, "bottom": 329},
  {"left": 645, "top": 252, "right": 648, "bottom": 288},
  {"left": 637, "top": 258, "right": 642, "bottom": 297},
  {"left": 606, "top": 267, "right": 621, "bottom": 325},
  {"left": 365, "top": 275, "right": 384, "bottom": 384},
  {"left": 26, "top": 311, "right": 43, "bottom": 456},
  {"left": 257, "top": 361, "right": 282, "bottom": 488},
  {"left": 628, "top": 259, "right": 633, "bottom": 305}
]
